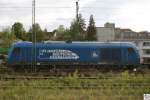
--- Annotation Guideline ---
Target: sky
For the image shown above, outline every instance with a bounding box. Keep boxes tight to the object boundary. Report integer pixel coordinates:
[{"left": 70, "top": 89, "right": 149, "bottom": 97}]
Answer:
[{"left": 0, "top": 0, "right": 150, "bottom": 32}]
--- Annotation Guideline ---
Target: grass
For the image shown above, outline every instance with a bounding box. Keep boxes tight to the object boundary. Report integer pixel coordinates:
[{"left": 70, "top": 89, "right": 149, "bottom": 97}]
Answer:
[
  {"left": 0, "top": 71, "right": 150, "bottom": 100},
  {"left": 0, "top": 88, "right": 144, "bottom": 100}
]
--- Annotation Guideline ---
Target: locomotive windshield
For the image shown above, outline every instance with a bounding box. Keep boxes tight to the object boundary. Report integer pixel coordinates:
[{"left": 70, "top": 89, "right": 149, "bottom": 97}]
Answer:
[
  {"left": 128, "top": 48, "right": 134, "bottom": 53},
  {"left": 12, "top": 47, "right": 20, "bottom": 55}
]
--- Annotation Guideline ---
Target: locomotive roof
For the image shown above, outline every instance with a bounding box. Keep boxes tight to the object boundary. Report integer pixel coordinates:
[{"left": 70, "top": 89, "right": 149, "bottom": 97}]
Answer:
[{"left": 13, "top": 41, "right": 137, "bottom": 48}]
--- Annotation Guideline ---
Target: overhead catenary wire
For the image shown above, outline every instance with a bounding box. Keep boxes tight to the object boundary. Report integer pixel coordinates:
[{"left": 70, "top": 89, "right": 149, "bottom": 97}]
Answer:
[{"left": 0, "top": 6, "right": 147, "bottom": 9}]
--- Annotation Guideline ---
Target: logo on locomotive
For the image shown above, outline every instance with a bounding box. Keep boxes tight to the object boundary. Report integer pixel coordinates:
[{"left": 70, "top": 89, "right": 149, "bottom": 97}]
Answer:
[
  {"left": 39, "top": 49, "right": 79, "bottom": 60},
  {"left": 92, "top": 51, "right": 99, "bottom": 58}
]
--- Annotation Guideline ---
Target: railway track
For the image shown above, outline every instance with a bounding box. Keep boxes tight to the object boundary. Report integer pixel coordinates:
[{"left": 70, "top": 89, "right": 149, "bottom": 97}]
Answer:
[
  {"left": 0, "top": 75, "right": 104, "bottom": 80},
  {"left": 0, "top": 81, "right": 150, "bottom": 90},
  {"left": 0, "top": 65, "right": 150, "bottom": 81},
  {"left": 0, "top": 75, "right": 150, "bottom": 81},
  {"left": 0, "top": 72, "right": 150, "bottom": 90},
  {"left": 0, "top": 85, "right": 149, "bottom": 89}
]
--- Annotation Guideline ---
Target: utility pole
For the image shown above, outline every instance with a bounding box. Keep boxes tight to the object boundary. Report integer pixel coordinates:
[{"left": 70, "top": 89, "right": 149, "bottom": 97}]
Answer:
[
  {"left": 32, "top": 0, "right": 36, "bottom": 43},
  {"left": 32, "top": 0, "right": 36, "bottom": 72},
  {"left": 76, "top": 0, "right": 79, "bottom": 22},
  {"left": 76, "top": 0, "right": 80, "bottom": 40}
]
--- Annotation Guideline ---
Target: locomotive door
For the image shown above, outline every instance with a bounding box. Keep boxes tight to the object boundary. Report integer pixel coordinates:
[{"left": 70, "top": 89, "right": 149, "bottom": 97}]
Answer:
[{"left": 100, "top": 48, "right": 122, "bottom": 64}]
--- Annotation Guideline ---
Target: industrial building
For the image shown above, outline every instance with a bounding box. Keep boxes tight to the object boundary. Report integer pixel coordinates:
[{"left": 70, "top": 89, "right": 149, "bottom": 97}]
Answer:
[
  {"left": 96, "top": 22, "right": 150, "bottom": 64},
  {"left": 96, "top": 23, "right": 115, "bottom": 42},
  {"left": 96, "top": 22, "right": 150, "bottom": 42},
  {"left": 135, "top": 41, "right": 150, "bottom": 64}
]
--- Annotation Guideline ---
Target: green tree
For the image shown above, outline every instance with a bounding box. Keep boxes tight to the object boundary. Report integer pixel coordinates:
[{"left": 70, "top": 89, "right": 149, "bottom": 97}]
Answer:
[
  {"left": 78, "top": 14, "right": 86, "bottom": 40},
  {"left": 55, "top": 25, "right": 66, "bottom": 40},
  {"left": 27, "top": 23, "right": 45, "bottom": 42},
  {"left": 63, "top": 28, "right": 72, "bottom": 40},
  {"left": 57, "top": 25, "right": 65, "bottom": 33},
  {"left": 53, "top": 25, "right": 72, "bottom": 41},
  {"left": 70, "top": 19, "right": 79, "bottom": 40},
  {"left": 2, "top": 27, "right": 16, "bottom": 47},
  {"left": 70, "top": 14, "right": 86, "bottom": 41},
  {"left": 86, "top": 15, "right": 97, "bottom": 41},
  {"left": 12, "top": 22, "right": 26, "bottom": 40}
]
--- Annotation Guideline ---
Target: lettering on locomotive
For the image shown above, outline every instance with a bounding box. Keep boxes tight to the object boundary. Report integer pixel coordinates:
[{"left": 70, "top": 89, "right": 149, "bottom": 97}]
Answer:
[{"left": 39, "top": 49, "right": 79, "bottom": 60}]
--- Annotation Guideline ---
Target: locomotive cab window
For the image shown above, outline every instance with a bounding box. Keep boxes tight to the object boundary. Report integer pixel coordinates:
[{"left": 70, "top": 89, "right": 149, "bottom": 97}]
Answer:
[{"left": 128, "top": 48, "right": 134, "bottom": 53}]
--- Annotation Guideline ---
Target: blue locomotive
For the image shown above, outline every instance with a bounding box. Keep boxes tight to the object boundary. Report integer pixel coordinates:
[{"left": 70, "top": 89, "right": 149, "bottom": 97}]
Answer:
[{"left": 7, "top": 41, "right": 140, "bottom": 71}]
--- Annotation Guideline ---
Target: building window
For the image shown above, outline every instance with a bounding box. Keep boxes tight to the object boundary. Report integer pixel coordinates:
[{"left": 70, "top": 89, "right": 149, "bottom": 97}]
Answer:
[
  {"left": 143, "top": 58, "right": 150, "bottom": 64},
  {"left": 143, "top": 42, "right": 150, "bottom": 46},
  {"left": 144, "top": 50, "right": 150, "bottom": 54}
]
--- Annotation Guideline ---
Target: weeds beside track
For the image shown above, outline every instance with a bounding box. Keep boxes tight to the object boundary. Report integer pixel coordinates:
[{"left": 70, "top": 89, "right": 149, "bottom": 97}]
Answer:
[{"left": 0, "top": 71, "right": 150, "bottom": 100}]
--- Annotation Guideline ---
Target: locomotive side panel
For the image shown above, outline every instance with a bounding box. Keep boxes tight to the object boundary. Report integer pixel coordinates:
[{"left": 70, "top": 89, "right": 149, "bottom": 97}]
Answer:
[
  {"left": 7, "top": 42, "right": 140, "bottom": 69},
  {"left": 99, "top": 48, "right": 122, "bottom": 65},
  {"left": 36, "top": 46, "right": 100, "bottom": 65}
]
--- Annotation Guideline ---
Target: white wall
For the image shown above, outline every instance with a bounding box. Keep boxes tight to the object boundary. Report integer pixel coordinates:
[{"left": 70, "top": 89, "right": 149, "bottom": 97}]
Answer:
[
  {"left": 96, "top": 27, "right": 115, "bottom": 42},
  {"left": 134, "top": 41, "right": 150, "bottom": 64}
]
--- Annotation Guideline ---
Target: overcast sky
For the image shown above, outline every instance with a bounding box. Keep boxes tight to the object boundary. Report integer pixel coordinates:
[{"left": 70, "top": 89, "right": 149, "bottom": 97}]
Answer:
[{"left": 0, "top": 0, "right": 150, "bottom": 32}]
